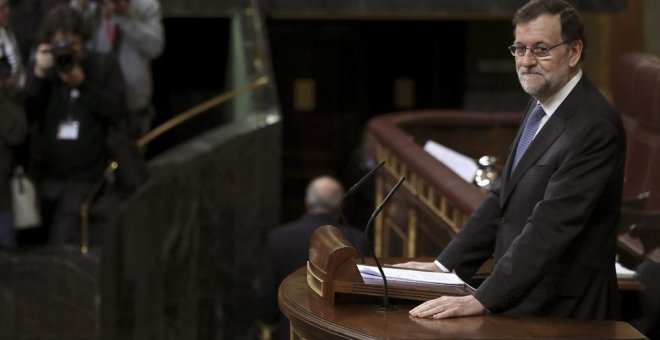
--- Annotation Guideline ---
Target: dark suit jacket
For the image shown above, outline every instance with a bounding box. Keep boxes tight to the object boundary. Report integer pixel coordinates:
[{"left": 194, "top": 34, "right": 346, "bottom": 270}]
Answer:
[
  {"left": 259, "top": 213, "right": 369, "bottom": 340},
  {"left": 438, "top": 76, "right": 625, "bottom": 319}
]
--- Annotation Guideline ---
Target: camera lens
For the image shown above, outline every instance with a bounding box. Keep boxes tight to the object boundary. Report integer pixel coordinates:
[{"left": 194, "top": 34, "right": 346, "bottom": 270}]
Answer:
[
  {"left": 52, "top": 42, "right": 76, "bottom": 72},
  {"left": 56, "top": 54, "right": 74, "bottom": 72}
]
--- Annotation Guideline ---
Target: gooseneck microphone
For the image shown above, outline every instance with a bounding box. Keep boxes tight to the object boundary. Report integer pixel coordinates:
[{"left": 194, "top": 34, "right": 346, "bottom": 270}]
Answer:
[
  {"left": 339, "top": 161, "right": 385, "bottom": 258},
  {"left": 342, "top": 161, "right": 385, "bottom": 202},
  {"left": 365, "top": 176, "right": 406, "bottom": 311}
]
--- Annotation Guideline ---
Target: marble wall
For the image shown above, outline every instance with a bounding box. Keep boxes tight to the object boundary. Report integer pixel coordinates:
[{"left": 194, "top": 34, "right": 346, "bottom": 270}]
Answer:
[{"left": 0, "top": 248, "right": 102, "bottom": 340}]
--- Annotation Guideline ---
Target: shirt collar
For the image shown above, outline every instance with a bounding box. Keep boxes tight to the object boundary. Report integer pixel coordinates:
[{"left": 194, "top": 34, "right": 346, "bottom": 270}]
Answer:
[{"left": 539, "top": 69, "right": 582, "bottom": 117}]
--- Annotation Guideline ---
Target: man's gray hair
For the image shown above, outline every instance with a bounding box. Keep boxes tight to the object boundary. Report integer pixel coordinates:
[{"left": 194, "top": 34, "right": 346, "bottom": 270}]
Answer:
[{"left": 305, "top": 176, "right": 345, "bottom": 212}]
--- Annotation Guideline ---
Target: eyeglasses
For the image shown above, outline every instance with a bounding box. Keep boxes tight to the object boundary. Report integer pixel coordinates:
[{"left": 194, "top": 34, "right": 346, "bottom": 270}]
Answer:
[{"left": 508, "top": 42, "right": 566, "bottom": 58}]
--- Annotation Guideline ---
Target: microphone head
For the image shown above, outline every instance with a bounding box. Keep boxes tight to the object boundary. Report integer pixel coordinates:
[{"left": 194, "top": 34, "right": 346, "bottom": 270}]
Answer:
[{"left": 345, "top": 160, "right": 385, "bottom": 196}]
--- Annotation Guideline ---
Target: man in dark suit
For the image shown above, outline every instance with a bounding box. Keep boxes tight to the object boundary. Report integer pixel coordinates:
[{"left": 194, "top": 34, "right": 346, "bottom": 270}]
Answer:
[
  {"left": 258, "top": 176, "right": 369, "bottom": 339},
  {"left": 398, "top": 0, "right": 625, "bottom": 320}
]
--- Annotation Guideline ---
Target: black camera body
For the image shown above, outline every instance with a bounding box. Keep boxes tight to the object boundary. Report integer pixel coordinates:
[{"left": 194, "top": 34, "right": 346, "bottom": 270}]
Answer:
[{"left": 50, "top": 41, "right": 76, "bottom": 73}]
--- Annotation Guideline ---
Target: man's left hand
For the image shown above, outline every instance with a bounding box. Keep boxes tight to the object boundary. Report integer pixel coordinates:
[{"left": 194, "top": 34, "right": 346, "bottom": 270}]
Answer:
[{"left": 409, "top": 295, "right": 487, "bottom": 319}]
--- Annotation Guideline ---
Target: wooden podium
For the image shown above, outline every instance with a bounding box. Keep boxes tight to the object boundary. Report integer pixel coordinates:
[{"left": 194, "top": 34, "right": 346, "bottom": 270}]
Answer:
[
  {"left": 278, "top": 226, "right": 646, "bottom": 339},
  {"left": 305, "top": 225, "right": 474, "bottom": 306}
]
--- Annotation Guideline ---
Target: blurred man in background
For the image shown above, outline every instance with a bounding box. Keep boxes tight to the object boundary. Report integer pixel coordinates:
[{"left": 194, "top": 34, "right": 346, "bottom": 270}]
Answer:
[
  {"left": 71, "top": 0, "right": 164, "bottom": 140},
  {"left": 258, "top": 176, "right": 369, "bottom": 340}
]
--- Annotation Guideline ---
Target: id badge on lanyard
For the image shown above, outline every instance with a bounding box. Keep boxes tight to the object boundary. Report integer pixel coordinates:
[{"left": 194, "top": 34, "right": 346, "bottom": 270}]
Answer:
[
  {"left": 57, "top": 88, "right": 81, "bottom": 140},
  {"left": 57, "top": 119, "right": 80, "bottom": 140}
]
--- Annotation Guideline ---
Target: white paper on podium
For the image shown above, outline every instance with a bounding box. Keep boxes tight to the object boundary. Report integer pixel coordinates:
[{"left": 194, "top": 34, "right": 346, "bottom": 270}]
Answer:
[
  {"left": 615, "top": 262, "right": 636, "bottom": 278},
  {"left": 357, "top": 264, "right": 465, "bottom": 287},
  {"left": 423, "top": 140, "right": 478, "bottom": 183}
]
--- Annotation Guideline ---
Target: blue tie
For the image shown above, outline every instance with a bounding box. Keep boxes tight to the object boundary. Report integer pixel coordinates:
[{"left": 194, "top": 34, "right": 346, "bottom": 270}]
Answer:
[{"left": 512, "top": 104, "right": 546, "bottom": 171}]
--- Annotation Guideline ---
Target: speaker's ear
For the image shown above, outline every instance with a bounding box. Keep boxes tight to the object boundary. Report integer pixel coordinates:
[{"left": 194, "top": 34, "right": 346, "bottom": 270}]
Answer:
[{"left": 568, "top": 40, "right": 583, "bottom": 67}]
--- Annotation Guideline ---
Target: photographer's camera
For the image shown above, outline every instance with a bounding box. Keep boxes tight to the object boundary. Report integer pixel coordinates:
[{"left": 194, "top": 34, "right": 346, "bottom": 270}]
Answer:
[{"left": 50, "top": 41, "right": 76, "bottom": 73}]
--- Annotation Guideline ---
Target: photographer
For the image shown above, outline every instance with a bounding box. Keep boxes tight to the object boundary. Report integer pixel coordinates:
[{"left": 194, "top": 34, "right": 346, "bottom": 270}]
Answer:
[{"left": 25, "top": 4, "right": 126, "bottom": 245}]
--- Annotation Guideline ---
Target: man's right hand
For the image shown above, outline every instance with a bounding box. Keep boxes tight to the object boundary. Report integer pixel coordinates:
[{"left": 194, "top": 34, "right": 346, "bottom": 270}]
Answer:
[
  {"left": 392, "top": 261, "right": 441, "bottom": 272},
  {"left": 34, "top": 44, "right": 54, "bottom": 78}
]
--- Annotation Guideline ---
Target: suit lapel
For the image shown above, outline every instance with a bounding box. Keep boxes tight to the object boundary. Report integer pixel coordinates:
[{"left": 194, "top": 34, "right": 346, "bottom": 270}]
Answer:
[
  {"left": 501, "top": 118, "right": 565, "bottom": 207},
  {"left": 500, "top": 77, "right": 588, "bottom": 209}
]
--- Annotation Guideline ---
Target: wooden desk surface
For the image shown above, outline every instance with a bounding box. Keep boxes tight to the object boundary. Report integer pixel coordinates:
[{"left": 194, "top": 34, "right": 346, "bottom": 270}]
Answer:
[{"left": 279, "top": 267, "right": 646, "bottom": 339}]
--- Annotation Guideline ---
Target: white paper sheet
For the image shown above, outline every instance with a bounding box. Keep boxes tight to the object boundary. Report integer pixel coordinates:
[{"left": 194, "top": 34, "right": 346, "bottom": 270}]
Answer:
[
  {"left": 615, "top": 262, "right": 636, "bottom": 278},
  {"left": 357, "top": 264, "right": 465, "bottom": 286},
  {"left": 423, "top": 140, "right": 478, "bottom": 183}
]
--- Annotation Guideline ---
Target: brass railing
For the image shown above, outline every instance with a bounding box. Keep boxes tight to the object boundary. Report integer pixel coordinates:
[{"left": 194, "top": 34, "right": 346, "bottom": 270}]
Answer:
[
  {"left": 79, "top": 77, "right": 269, "bottom": 255},
  {"left": 377, "top": 139, "right": 470, "bottom": 228}
]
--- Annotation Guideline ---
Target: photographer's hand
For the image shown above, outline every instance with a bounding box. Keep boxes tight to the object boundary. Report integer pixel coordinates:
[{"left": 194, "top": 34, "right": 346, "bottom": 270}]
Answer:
[
  {"left": 34, "top": 44, "right": 54, "bottom": 78},
  {"left": 59, "top": 65, "right": 85, "bottom": 88}
]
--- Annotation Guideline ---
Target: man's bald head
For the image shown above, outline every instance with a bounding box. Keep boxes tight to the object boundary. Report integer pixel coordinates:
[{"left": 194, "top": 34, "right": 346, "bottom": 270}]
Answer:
[{"left": 305, "top": 176, "right": 345, "bottom": 215}]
